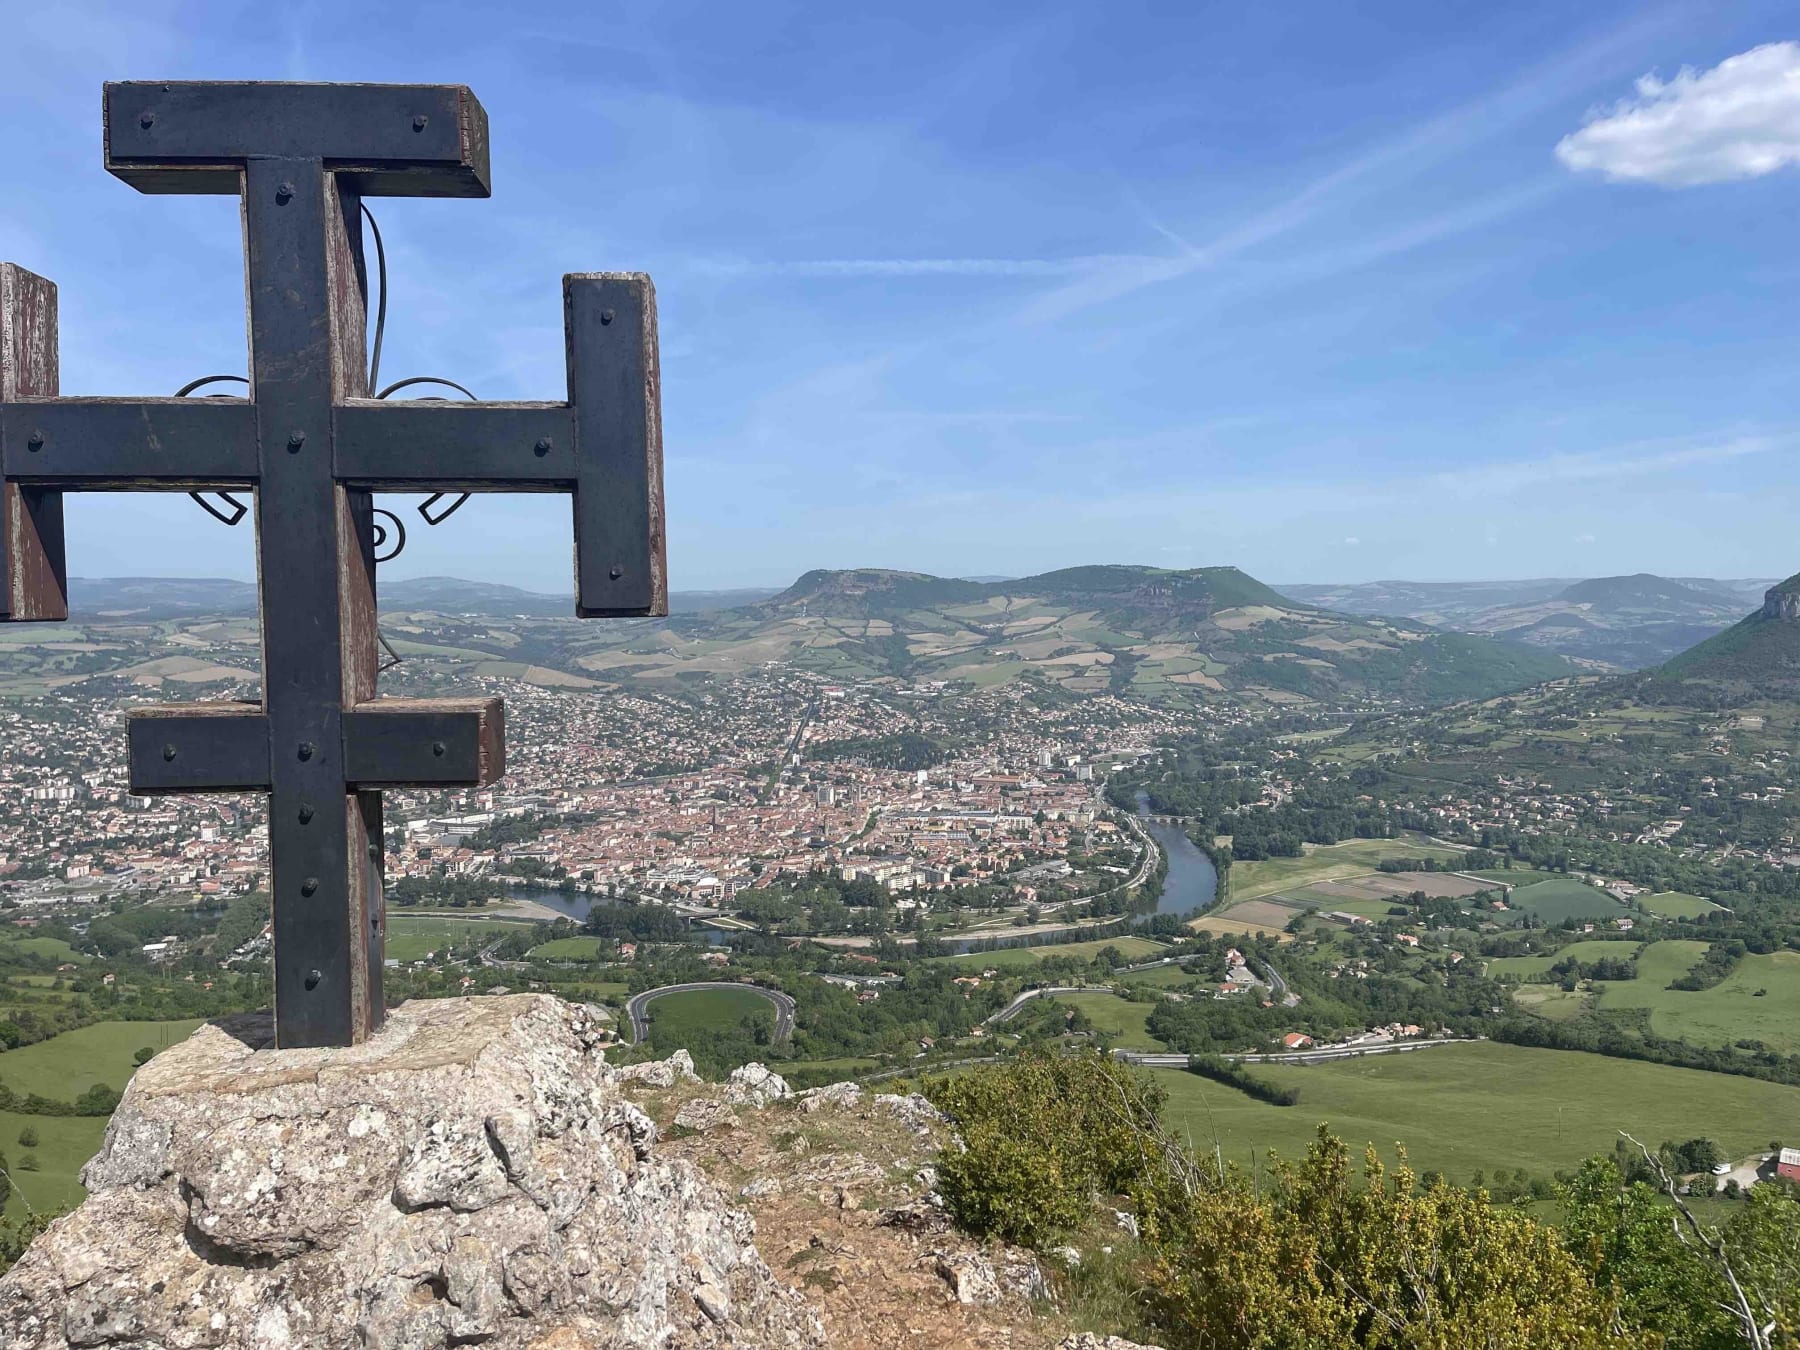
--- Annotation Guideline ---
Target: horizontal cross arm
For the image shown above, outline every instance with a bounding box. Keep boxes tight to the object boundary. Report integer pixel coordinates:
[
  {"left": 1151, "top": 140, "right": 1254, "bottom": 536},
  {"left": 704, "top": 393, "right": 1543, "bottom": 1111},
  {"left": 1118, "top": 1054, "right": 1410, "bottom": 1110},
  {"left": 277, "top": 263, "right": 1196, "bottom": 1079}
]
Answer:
[
  {"left": 1, "top": 398, "right": 258, "bottom": 487},
  {"left": 342, "top": 698, "right": 504, "bottom": 788},
  {"left": 127, "top": 703, "right": 270, "bottom": 793},
  {"left": 106, "top": 82, "right": 490, "bottom": 198},
  {"left": 126, "top": 697, "right": 504, "bottom": 794},
  {"left": 333, "top": 401, "right": 575, "bottom": 489}
]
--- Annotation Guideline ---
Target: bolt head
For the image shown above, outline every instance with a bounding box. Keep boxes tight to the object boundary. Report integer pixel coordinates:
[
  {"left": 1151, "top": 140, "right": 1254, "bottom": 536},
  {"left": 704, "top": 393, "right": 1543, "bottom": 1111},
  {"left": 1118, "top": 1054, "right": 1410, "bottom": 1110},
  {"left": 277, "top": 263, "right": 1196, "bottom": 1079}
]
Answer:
[
  {"left": 297, "top": 742, "right": 315, "bottom": 761},
  {"left": 275, "top": 181, "right": 295, "bottom": 203},
  {"left": 139, "top": 110, "right": 156, "bottom": 129},
  {"left": 304, "top": 969, "right": 323, "bottom": 990},
  {"left": 610, "top": 565, "right": 624, "bottom": 581},
  {"left": 297, "top": 804, "right": 315, "bottom": 823},
  {"left": 25, "top": 430, "right": 44, "bottom": 452},
  {"left": 301, "top": 877, "right": 319, "bottom": 896},
  {"left": 162, "top": 744, "right": 177, "bottom": 762},
  {"left": 600, "top": 309, "right": 615, "bottom": 325},
  {"left": 287, "top": 429, "right": 307, "bottom": 451},
  {"left": 413, "top": 114, "right": 429, "bottom": 131},
  {"left": 432, "top": 741, "right": 446, "bottom": 757},
  {"left": 534, "top": 437, "right": 553, "bottom": 456}
]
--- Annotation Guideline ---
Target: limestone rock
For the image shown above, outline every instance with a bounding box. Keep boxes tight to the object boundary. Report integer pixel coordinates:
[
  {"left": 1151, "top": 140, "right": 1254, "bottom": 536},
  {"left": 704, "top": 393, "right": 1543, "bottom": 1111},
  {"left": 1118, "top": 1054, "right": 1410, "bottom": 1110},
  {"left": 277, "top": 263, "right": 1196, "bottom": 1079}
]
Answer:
[
  {"left": 674, "top": 1096, "right": 736, "bottom": 1133},
  {"left": 872, "top": 1092, "right": 947, "bottom": 1135},
  {"left": 0, "top": 996, "right": 824, "bottom": 1349},
  {"left": 792, "top": 1080, "right": 862, "bottom": 1114},
  {"left": 933, "top": 1250, "right": 1001, "bottom": 1305},
  {"left": 725, "top": 1063, "right": 791, "bottom": 1107},
  {"left": 1057, "top": 1337, "right": 1167, "bottom": 1350},
  {"left": 616, "top": 1047, "right": 700, "bottom": 1088}
]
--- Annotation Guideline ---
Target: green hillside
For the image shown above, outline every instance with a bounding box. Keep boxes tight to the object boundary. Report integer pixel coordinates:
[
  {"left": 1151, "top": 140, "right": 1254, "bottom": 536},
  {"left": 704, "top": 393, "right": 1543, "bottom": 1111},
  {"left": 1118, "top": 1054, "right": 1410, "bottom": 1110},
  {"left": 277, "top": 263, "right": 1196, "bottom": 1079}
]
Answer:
[
  {"left": 1658, "top": 575, "right": 1800, "bottom": 697},
  {"left": 562, "top": 565, "right": 1577, "bottom": 706}
]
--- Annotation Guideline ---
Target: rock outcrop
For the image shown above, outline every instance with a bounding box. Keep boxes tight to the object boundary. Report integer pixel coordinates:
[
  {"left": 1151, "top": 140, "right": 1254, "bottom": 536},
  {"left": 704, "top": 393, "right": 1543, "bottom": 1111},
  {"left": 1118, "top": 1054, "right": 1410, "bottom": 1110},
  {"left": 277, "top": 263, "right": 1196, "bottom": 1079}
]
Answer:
[
  {"left": 1765, "top": 582, "right": 1800, "bottom": 623},
  {"left": 0, "top": 996, "right": 825, "bottom": 1349}
]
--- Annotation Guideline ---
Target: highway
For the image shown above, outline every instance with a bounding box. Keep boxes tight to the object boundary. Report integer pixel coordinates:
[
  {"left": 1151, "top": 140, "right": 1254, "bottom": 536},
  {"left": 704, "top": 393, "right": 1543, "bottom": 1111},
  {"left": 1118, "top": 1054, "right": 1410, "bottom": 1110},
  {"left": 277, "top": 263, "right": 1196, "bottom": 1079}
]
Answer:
[
  {"left": 625, "top": 981, "right": 796, "bottom": 1044},
  {"left": 984, "top": 984, "right": 1118, "bottom": 1026},
  {"left": 1114, "top": 1037, "right": 1479, "bottom": 1068}
]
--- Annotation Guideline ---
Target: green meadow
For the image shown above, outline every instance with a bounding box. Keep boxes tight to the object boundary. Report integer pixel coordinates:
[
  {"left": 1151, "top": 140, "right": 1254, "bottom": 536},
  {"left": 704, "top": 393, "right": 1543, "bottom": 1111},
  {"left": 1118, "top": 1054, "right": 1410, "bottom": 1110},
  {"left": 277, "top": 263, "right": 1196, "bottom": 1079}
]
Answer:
[
  {"left": 1596, "top": 944, "right": 1800, "bottom": 1055},
  {"left": 386, "top": 914, "right": 541, "bottom": 963},
  {"left": 1049, "top": 992, "right": 1169, "bottom": 1050},
  {"left": 1486, "top": 939, "right": 1642, "bottom": 980},
  {"left": 1152, "top": 1041, "right": 1800, "bottom": 1183},
  {"left": 933, "top": 935, "right": 1169, "bottom": 970},
  {"left": 640, "top": 986, "right": 773, "bottom": 1045},
  {"left": 1226, "top": 837, "right": 1461, "bottom": 903}
]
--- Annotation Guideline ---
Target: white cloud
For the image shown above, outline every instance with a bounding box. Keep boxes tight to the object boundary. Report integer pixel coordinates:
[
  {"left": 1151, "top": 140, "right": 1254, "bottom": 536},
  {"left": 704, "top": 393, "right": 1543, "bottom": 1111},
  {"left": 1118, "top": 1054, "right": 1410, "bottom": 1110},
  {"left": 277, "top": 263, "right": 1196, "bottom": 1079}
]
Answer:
[
  {"left": 1574, "top": 532, "right": 1598, "bottom": 544},
  {"left": 1556, "top": 42, "right": 1800, "bottom": 186},
  {"left": 1343, "top": 536, "right": 1361, "bottom": 546},
  {"left": 692, "top": 255, "right": 1161, "bottom": 279}
]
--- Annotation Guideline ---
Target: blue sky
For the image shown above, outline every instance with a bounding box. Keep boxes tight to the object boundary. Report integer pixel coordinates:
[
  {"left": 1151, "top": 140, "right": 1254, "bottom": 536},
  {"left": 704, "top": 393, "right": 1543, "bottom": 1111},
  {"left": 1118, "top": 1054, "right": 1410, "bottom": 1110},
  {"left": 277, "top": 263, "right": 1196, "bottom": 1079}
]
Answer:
[{"left": 3, "top": 1, "right": 1800, "bottom": 592}]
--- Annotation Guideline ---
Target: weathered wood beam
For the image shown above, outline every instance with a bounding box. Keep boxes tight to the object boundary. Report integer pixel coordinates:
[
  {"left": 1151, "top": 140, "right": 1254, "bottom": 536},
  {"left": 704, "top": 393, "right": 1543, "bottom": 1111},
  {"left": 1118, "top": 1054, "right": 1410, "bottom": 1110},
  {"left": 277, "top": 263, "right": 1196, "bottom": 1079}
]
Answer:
[
  {"left": 567, "top": 273, "right": 666, "bottom": 618},
  {"left": 104, "top": 82, "right": 491, "bottom": 198},
  {"left": 127, "top": 703, "right": 270, "bottom": 793},
  {"left": 0, "top": 397, "right": 258, "bottom": 486},
  {"left": 0, "top": 263, "right": 66, "bottom": 621},
  {"left": 126, "top": 697, "right": 504, "bottom": 794},
  {"left": 342, "top": 697, "right": 504, "bottom": 788},
  {"left": 333, "top": 401, "right": 575, "bottom": 488}
]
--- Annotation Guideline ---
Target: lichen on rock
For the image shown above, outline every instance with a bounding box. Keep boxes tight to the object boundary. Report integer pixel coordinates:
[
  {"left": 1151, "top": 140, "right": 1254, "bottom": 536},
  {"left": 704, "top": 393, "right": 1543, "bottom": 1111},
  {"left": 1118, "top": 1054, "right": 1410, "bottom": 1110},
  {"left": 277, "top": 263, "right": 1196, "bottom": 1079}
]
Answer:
[{"left": 0, "top": 996, "right": 824, "bottom": 1349}]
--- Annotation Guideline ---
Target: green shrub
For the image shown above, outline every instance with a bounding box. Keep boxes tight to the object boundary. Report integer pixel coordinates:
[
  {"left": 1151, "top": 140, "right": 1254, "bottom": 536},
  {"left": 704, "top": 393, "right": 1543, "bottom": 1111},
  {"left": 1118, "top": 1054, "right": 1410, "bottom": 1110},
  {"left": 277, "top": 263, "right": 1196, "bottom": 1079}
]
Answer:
[{"left": 924, "top": 1050, "right": 1164, "bottom": 1248}]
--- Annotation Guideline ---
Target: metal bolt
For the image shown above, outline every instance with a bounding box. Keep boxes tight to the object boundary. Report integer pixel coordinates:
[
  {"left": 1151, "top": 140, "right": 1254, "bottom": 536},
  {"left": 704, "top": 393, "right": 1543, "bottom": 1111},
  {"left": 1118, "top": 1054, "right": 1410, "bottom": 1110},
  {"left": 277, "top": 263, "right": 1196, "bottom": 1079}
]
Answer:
[
  {"left": 162, "top": 744, "right": 177, "bottom": 762},
  {"left": 301, "top": 877, "right": 319, "bottom": 896},
  {"left": 276, "top": 181, "right": 295, "bottom": 204},
  {"left": 297, "top": 803, "right": 314, "bottom": 824},
  {"left": 533, "top": 437, "right": 553, "bottom": 457},
  {"left": 412, "top": 114, "right": 429, "bottom": 131},
  {"left": 287, "top": 429, "right": 306, "bottom": 452},
  {"left": 304, "top": 969, "right": 323, "bottom": 991},
  {"left": 431, "top": 741, "right": 446, "bottom": 758},
  {"left": 297, "top": 742, "right": 315, "bottom": 761},
  {"left": 609, "top": 565, "right": 624, "bottom": 581},
  {"left": 600, "top": 309, "right": 615, "bottom": 325},
  {"left": 26, "top": 430, "right": 43, "bottom": 452},
  {"left": 139, "top": 110, "right": 156, "bottom": 129}
]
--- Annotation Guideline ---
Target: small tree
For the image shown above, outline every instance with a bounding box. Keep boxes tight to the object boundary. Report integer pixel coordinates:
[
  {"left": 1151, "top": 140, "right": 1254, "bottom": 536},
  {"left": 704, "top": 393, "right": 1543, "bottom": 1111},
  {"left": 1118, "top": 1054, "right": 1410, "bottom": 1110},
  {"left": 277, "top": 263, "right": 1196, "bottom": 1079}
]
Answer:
[
  {"left": 133, "top": 1046, "right": 155, "bottom": 1066},
  {"left": 15, "top": 1127, "right": 36, "bottom": 1149},
  {"left": 17, "top": 1154, "right": 37, "bottom": 1172}
]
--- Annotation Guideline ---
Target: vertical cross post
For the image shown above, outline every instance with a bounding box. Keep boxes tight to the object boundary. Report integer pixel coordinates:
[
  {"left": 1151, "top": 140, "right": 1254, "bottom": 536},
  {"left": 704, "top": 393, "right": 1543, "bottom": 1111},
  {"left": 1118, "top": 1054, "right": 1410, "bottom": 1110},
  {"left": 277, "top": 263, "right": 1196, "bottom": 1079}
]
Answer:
[{"left": 0, "top": 82, "right": 666, "bottom": 1048}]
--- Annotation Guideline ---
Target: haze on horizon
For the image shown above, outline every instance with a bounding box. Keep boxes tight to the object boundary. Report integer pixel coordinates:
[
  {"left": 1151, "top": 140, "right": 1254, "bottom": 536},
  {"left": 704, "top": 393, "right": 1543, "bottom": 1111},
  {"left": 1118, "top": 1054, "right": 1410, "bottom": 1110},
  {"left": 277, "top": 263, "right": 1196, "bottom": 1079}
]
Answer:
[{"left": 4, "top": 1, "right": 1800, "bottom": 591}]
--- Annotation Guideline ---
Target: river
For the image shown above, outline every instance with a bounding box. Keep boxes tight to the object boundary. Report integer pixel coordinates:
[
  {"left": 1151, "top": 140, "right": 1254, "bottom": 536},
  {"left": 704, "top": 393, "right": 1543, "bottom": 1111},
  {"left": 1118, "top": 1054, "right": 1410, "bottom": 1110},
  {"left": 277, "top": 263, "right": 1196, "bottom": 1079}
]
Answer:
[{"left": 1135, "top": 792, "right": 1220, "bottom": 918}]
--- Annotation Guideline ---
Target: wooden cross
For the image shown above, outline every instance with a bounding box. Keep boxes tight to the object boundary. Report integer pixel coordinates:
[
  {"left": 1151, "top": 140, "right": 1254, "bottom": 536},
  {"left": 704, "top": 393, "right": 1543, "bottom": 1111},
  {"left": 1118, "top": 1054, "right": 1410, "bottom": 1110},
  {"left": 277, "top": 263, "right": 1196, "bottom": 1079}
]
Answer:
[{"left": 0, "top": 82, "right": 665, "bottom": 1047}]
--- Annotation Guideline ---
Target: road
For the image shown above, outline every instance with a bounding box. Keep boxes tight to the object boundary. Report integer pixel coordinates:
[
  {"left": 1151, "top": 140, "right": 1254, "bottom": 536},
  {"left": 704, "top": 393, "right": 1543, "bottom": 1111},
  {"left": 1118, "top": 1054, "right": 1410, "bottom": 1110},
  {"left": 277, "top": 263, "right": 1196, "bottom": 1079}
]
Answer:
[
  {"left": 626, "top": 981, "right": 796, "bottom": 1044},
  {"left": 984, "top": 984, "right": 1118, "bottom": 1026},
  {"left": 1260, "top": 960, "right": 1300, "bottom": 1007},
  {"left": 1114, "top": 1037, "right": 1479, "bottom": 1068}
]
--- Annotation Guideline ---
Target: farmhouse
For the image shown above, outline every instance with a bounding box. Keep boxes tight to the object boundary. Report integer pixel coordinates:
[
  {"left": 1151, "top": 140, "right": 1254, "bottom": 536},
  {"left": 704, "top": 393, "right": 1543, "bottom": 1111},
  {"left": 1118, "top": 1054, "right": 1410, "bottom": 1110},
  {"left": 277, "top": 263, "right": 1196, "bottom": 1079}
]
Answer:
[{"left": 1778, "top": 1148, "right": 1800, "bottom": 1183}]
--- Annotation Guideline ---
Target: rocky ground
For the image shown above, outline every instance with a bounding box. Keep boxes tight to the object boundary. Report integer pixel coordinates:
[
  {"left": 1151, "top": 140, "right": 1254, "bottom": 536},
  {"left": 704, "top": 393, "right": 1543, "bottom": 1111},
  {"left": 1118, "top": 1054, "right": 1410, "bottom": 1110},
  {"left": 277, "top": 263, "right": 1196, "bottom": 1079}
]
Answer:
[
  {"left": 0, "top": 997, "right": 1158, "bottom": 1349},
  {"left": 618, "top": 1051, "right": 1158, "bottom": 1350}
]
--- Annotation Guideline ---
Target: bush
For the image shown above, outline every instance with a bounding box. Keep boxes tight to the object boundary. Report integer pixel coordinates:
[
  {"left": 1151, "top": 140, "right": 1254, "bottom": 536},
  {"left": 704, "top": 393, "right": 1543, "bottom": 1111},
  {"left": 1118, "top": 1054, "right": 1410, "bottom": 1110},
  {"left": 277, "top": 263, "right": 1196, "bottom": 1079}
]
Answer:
[
  {"left": 17, "top": 1154, "right": 37, "bottom": 1172},
  {"left": 15, "top": 1127, "right": 36, "bottom": 1149},
  {"left": 925, "top": 1050, "right": 1165, "bottom": 1248}
]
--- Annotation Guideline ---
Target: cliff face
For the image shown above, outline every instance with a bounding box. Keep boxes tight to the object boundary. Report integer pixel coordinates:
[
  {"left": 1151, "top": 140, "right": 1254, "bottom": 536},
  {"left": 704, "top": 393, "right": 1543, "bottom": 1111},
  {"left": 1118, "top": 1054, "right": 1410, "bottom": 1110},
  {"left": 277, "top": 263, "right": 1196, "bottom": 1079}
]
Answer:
[
  {"left": 1764, "top": 584, "right": 1800, "bottom": 622},
  {"left": 0, "top": 997, "right": 826, "bottom": 1350}
]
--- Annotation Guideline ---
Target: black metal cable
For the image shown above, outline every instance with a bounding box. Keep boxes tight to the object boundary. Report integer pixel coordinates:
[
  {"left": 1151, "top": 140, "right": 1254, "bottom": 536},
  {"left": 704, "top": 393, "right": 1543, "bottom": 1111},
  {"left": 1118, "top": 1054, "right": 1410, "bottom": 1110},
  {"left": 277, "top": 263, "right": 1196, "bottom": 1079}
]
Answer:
[
  {"left": 172, "top": 375, "right": 250, "bottom": 525},
  {"left": 361, "top": 202, "right": 388, "bottom": 394}
]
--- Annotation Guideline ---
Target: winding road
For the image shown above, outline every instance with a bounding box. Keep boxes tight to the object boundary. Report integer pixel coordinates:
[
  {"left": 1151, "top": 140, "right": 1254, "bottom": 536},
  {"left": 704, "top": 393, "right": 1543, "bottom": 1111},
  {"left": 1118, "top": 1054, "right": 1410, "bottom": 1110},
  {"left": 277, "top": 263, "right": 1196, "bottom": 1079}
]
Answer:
[{"left": 626, "top": 982, "right": 796, "bottom": 1044}]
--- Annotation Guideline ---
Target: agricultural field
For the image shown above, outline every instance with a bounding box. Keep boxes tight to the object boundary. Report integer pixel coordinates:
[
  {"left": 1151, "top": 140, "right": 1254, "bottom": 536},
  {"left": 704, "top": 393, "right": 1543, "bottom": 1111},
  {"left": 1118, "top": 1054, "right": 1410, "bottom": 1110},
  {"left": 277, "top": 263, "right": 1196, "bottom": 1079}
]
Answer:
[
  {"left": 1486, "top": 940, "right": 1642, "bottom": 981},
  {"left": 529, "top": 936, "right": 607, "bottom": 961},
  {"left": 1188, "top": 912, "right": 1296, "bottom": 940},
  {"left": 1640, "top": 891, "right": 1723, "bottom": 919},
  {"left": 1048, "top": 992, "right": 1169, "bottom": 1051},
  {"left": 1508, "top": 985, "right": 1589, "bottom": 1021},
  {"left": 1152, "top": 1041, "right": 1800, "bottom": 1183},
  {"left": 1503, "top": 878, "right": 1624, "bottom": 925},
  {"left": 1596, "top": 944, "right": 1800, "bottom": 1056},
  {"left": 0, "top": 1111, "right": 107, "bottom": 1216},
  {"left": 0, "top": 1018, "right": 203, "bottom": 1100},
  {"left": 386, "top": 914, "right": 542, "bottom": 963},
  {"left": 1225, "top": 838, "right": 1463, "bottom": 903},
  {"left": 1120, "top": 963, "right": 1208, "bottom": 989},
  {"left": 640, "top": 987, "right": 774, "bottom": 1044},
  {"left": 933, "top": 936, "right": 1169, "bottom": 970}
]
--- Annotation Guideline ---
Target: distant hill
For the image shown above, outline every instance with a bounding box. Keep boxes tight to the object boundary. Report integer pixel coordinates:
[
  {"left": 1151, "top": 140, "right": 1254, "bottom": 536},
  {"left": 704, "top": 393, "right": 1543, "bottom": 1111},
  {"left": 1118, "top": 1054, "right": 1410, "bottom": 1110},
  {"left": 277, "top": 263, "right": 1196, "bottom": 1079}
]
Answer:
[
  {"left": 550, "top": 564, "right": 1578, "bottom": 707},
  {"left": 1278, "top": 573, "right": 1773, "bottom": 671},
  {"left": 64, "top": 576, "right": 777, "bottom": 621},
  {"left": 1657, "top": 574, "right": 1800, "bottom": 698}
]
